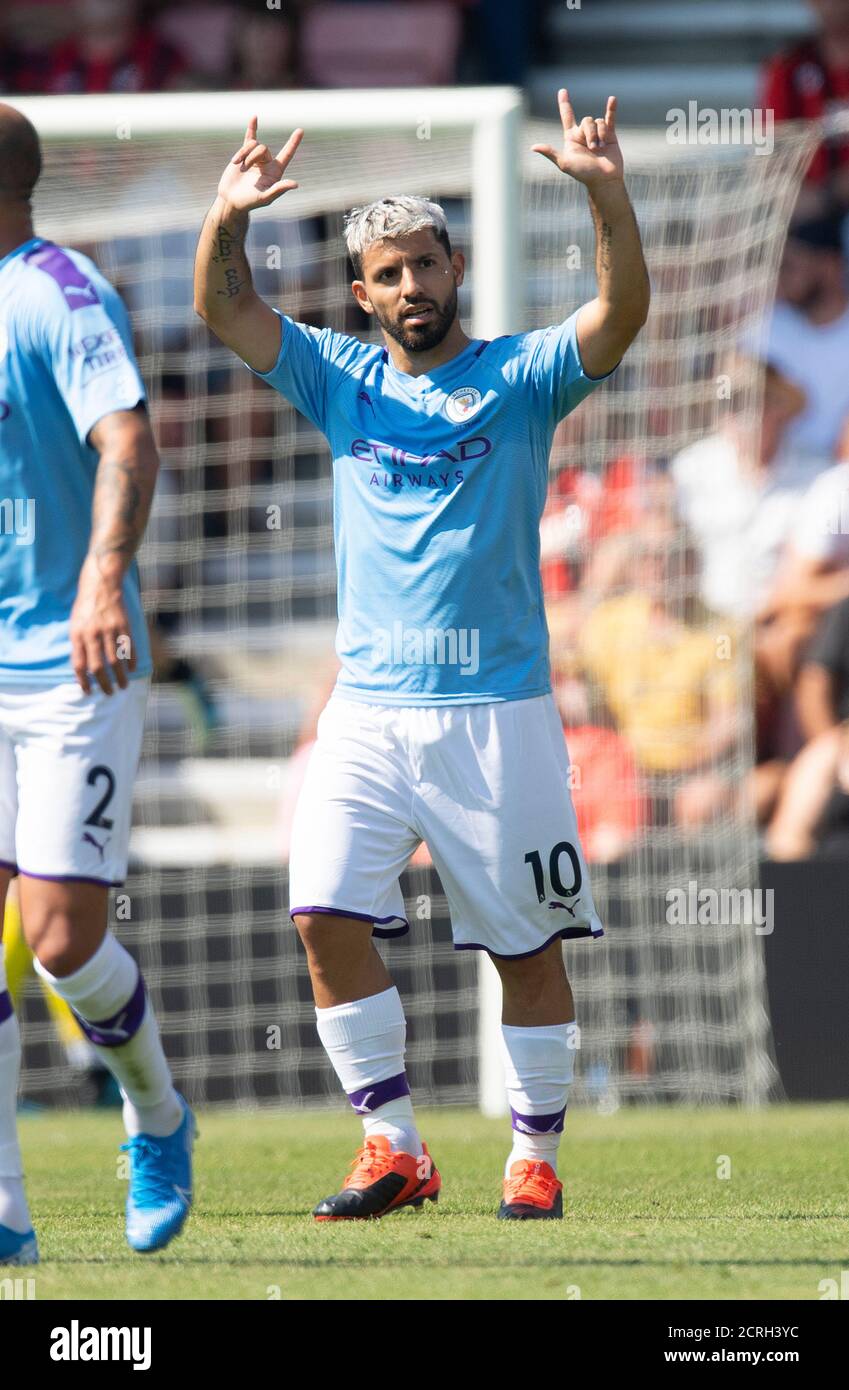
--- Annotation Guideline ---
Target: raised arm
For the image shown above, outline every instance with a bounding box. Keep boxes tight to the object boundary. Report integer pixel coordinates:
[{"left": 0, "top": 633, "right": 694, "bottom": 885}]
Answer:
[
  {"left": 71, "top": 405, "right": 159, "bottom": 695},
  {"left": 533, "top": 89, "right": 650, "bottom": 378},
  {"left": 194, "top": 118, "right": 304, "bottom": 373}
]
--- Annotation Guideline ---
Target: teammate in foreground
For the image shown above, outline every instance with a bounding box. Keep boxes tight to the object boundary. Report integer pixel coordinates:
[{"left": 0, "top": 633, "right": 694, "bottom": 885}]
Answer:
[
  {"left": 0, "top": 104, "right": 194, "bottom": 1263},
  {"left": 195, "top": 89, "right": 650, "bottom": 1219}
]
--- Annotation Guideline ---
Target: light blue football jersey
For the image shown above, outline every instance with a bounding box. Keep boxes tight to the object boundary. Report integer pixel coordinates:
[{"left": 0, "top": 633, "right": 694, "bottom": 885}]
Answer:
[
  {"left": 0, "top": 237, "right": 151, "bottom": 683},
  {"left": 253, "top": 308, "right": 616, "bottom": 704}
]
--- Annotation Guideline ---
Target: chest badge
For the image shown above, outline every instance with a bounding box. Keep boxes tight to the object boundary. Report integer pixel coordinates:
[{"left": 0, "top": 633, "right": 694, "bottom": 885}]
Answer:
[{"left": 445, "top": 385, "right": 483, "bottom": 423}]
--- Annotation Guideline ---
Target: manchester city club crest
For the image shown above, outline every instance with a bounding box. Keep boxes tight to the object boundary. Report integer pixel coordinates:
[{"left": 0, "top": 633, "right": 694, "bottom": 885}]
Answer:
[{"left": 445, "top": 385, "right": 483, "bottom": 423}]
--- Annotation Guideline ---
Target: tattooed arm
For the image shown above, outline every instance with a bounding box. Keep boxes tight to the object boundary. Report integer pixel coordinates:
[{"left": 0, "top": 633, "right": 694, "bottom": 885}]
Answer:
[
  {"left": 576, "top": 181, "right": 650, "bottom": 378},
  {"left": 193, "top": 199, "right": 282, "bottom": 370},
  {"left": 532, "top": 89, "right": 649, "bottom": 377},
  {"left": 70, "top": 405, "right": 159, "bottom": 695},
  {"left": 194, "top": 118, "right": 303, "bottom": 372}
]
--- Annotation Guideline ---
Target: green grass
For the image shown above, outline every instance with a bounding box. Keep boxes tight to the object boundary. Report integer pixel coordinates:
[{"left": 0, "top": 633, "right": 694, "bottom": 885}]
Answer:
[{"left": 10, "top": 1103, "right": 849, "bottom": 1300}]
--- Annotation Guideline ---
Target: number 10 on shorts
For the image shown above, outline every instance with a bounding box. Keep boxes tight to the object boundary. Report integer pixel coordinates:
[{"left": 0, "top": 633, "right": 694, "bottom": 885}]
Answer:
[{"left": 524, "top": 841, "right": 583, "bottom": 904}]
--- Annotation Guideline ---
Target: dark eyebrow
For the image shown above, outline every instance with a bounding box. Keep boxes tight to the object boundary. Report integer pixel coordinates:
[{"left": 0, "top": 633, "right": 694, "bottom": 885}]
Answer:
[{"left": 375, "top": 254, "right": 437, "bottom": 273}]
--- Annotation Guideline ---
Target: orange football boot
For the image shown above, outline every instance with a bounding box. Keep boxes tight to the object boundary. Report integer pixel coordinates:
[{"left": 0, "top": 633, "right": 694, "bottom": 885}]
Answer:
[
  {"left": 498, "top": 1159, "right": 563, "bottom": 1219},
  {"left": 313, "top": 1135, "right": 441, "bottom": 1221}
]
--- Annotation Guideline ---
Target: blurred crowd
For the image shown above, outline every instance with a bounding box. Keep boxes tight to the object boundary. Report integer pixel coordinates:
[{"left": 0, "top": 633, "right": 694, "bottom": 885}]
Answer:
[
  {"left": 0, "top": 0, "right": 532, "bottom": 95},
  {"left": 532, "top": 0, "right": 849, "bottom": 867}
]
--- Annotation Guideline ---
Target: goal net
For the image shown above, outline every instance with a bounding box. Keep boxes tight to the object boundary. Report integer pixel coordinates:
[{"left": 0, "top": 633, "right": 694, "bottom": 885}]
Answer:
[{"left": 10, "top": 90, "right": 818, "bottom": 1111}]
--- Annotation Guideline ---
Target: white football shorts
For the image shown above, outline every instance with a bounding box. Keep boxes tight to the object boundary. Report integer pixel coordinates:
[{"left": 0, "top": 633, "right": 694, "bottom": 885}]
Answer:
[
  {"left": 0, "top": 676, "right": 150, "bottom": 886},
  {"left": 288, "top": 691, "right": 604, "bottom": 958}
]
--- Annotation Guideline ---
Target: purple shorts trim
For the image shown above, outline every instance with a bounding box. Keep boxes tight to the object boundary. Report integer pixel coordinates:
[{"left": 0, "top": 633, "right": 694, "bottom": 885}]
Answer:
[
  {"left": 16, "top": 868, "right": 123, "bottom": 888},
  {"left": 0, "top": 859, "right": 18, "bottom": 876},
  {"left": 289, "top": 905, "right": 410, "bottom": 940},
  {"left": 454, "top": 925, "right": 604, "bottom": 960}
]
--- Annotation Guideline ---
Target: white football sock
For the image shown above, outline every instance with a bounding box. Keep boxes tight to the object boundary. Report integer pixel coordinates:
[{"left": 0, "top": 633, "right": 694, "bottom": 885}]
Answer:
[
  {"left": 0, "top": 968, "right": 32, "bottom": 1234},
  {"left": 316, "top": 985, "right": 422, "bottom": 1156},
  {"left": 34, "top": 933, "right": 183, "bottom": 1138},
  {"left": 500, "top": 1021, "right": 578, "bottom": 1177}
]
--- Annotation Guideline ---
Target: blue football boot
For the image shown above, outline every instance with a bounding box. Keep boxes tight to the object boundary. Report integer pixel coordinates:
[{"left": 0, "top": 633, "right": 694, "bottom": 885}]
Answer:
[
  {"left": 0, "top": 1225, "right": 38, "bottom": 1265},
  {"left": 122, "top": 1097, "right": 196, "bottom": 1253}
]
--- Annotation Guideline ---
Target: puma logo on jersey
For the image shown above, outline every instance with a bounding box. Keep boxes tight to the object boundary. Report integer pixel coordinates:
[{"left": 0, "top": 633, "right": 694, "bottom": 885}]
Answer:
[
  {"left": 548, "top": 900, "right": 577, "bottom": 916},
  {"left": 64, "top": 282, "right": 98, "bottom": 302},
  {"left": 82, "top": 830, "right": 108, "bottom": 860}
]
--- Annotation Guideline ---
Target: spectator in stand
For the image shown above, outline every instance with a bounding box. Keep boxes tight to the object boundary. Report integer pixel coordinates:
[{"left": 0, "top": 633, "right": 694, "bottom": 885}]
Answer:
[
  {"left": 541, "top": 455, "right": 653, "bottom": 599},
  {"left": 581, "top": 463, "right": 678, "bottom": 611},
  {"left": 152, "top": 1, "right": 240, "bottom": 88},
  {"left": 759, "top": 0, "right": 849, "bottom": 222},
  {"left": 576, "top": 533, "right": 740, "bottom": 829},
  {"left": 761, "top": 213, "right": 849, "bottom": 464},
  {"left": 298, "top": 0, "right": 466, "bottom": 87},
  {"left": 0, "top": 2, "right": 68, "bottom": 94},
  {"left": 766, "top": 719, "right": 849, "bottom": 858},
  {"left": 768, "top": 444, "right": 849, "bottom": 625},
  {"left": 551, "top": 673, "right": 647, "bottom": 864},
  {"left": 542, "top": 457, "right": 674, "bottom": 654},
  {"left": 672, "top": 357, "right": 814, "bottom": 623},
  {"left": 758, "top": 431, "right": 849, "bottom": 793},
  {"left": 795, "top": 594, "right": 849, "bottom": 738},
  {"left": 228, "top": 5, "right": 299, "bottom": 90},
  {"left": 539, "top": 464, "right": 601, "bottom": 598},
  {"left": 46, "top": 0, "right": 186, "bottom": 95},
  {"left": 753, "top": 395, "right": 849, "bottom": 822}
]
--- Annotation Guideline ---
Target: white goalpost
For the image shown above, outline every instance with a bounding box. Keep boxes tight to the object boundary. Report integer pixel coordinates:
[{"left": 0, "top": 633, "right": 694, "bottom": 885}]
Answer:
[{"left": 10, "top": 88, "right": 819, "bottom": 1115}]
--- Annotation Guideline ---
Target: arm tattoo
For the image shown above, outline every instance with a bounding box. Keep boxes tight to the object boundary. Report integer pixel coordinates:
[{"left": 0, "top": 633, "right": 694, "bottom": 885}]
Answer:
[
  {"left": 600, "top": 221, "right": 613, "bottom": 273},
  {"left": 211, "top": 218, "right": 249, "bottom": 301},
  {"left": 90, "top": 450, "right": 150, "bottom": 565}
]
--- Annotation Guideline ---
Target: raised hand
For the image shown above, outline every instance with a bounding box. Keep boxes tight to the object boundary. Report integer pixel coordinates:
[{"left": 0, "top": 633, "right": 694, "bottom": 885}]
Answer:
[
  {"left": 532, "top": 89, "right": 623, "bottom": 187},
  {"left": 218, "top": 117, "right": 303, "bottom": 212}
]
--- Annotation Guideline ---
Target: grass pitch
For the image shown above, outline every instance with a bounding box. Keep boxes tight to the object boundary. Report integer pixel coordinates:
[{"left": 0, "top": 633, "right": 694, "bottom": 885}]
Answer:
[{"left": 11, "top": 1103, "right": 848, "bottom": 1301}]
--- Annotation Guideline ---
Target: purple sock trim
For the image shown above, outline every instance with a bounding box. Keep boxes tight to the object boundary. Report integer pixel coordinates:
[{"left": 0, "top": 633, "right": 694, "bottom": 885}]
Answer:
[
  {"left": 347, "top": 1071, "right": 410, "bottom": 1114},
  {"left": 511, "top": 1105, "right": 567, "bottom": 1135},
  {"left": 70, "top": 970, "right": 146, "bottom": 1048},
  {"left": 0, "top": 991, "right": 12, "bottom": 1026}
]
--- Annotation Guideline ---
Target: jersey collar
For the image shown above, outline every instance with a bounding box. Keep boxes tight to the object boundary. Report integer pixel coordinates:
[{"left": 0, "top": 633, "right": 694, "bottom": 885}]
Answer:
[
  {"left": 0, "top": 236, "right": 46, "bottom": 276},
  {"left": 381, "top": 337, "right": 485, "bottom": 388}
]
